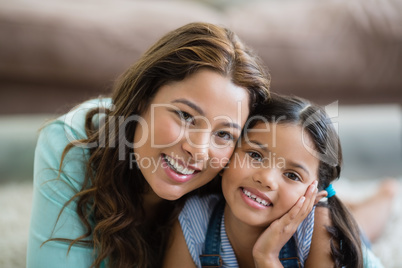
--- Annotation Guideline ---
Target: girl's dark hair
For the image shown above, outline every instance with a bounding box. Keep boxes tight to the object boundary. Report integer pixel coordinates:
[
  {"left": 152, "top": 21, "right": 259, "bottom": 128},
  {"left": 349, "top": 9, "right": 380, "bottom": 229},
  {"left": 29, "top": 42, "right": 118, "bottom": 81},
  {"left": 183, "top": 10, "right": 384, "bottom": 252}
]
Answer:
[
  {"left": 247, "top": 93, "right": 363, "bottom": 267},
  {"left": 49, "top": 22, "right": 270, "bottom": 268}
]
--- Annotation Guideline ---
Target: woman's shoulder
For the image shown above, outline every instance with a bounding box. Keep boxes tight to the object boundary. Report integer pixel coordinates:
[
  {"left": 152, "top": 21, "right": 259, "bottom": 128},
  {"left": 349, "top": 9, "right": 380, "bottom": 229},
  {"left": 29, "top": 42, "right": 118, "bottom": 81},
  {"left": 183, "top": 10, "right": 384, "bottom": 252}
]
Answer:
[
  {"left": 34, "top": 98, "right": 112, "bottom": 190},
  {"left": 54, "top": 98, "right": 112, "bottom": 139},
  {"left": 39, "top": 98, "right": 112, "bottom": 140},
  {"left": 37, "top": 98, "right": 112, "bottom": 160}
]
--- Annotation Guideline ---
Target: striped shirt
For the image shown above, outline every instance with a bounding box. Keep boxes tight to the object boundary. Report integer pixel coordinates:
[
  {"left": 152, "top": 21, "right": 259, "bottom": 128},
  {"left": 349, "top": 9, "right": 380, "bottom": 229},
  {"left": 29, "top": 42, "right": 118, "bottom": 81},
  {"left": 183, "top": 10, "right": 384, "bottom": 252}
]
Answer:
[{"left": 179, "top": 194, "right": 315, "bottom": 267}]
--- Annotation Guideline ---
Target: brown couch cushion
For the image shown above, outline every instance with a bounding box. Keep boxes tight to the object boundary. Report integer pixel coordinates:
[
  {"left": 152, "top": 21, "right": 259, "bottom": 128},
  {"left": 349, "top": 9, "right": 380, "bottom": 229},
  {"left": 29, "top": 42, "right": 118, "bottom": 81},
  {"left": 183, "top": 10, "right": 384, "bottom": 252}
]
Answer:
[
  {"left": 0, "top": 0, "right": 401, "bottom": 113},
  {"left": 226, "top": 0, "right": 402, "bottom": 104}
]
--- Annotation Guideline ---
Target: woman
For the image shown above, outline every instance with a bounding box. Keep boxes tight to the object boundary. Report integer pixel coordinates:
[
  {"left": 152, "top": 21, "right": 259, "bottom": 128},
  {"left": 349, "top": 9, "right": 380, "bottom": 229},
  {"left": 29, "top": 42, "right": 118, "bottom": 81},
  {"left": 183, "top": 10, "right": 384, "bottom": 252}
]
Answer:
[{"left": 26, "top": 22, "right": 271, "bottom": 268}]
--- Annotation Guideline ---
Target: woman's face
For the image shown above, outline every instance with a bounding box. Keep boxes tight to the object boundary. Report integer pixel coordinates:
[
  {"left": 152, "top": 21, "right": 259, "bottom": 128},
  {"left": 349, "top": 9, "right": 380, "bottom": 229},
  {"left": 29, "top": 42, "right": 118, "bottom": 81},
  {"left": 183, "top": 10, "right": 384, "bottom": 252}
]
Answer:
[
  {"left": 222, "top": 122, "right": 319, "bottom": 228},
  {"left": 133, "top": 69, "right": 250, "bottom": 200}
]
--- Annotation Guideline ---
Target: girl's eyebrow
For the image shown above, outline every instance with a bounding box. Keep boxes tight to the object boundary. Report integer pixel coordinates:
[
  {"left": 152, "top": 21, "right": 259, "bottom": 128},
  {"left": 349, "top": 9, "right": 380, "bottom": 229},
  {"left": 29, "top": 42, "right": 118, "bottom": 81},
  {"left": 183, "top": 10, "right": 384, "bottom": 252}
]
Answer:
[
  {"left": 287, "top": 160, "right": 310, "bottom": 176},
  {"left": 247, "top": 139, "right": 310, "bottom": 176},
  {"left": 247, "top": 140, "right": 269, "bottom": 152}
]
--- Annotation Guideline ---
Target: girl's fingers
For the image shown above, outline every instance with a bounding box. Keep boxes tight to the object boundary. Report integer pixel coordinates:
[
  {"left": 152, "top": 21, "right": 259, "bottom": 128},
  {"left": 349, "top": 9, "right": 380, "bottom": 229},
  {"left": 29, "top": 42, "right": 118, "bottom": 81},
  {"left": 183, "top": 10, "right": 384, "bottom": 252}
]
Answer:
[
  {"left": 282, "top": 181, "right": 317, "bottom": 225},
  {"left": 280, "top": 195, "right": 306, "bottom": 227},
  {"left": 253, "top": 181, "right": 319, "bottom": 261},
  {"left": 300, "top": 181, "right": 318, "bottom": 215}
]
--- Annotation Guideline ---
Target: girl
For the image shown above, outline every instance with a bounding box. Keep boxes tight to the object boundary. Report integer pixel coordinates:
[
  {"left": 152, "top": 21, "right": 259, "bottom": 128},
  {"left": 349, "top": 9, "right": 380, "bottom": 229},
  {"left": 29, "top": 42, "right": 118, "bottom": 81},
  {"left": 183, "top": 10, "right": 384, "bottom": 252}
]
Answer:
[
  {"left": 26, "top": 22, "right": 271, "bottom": 268},
  {"left": 164, "top": 93, "right": 384, "bottom": 267}
]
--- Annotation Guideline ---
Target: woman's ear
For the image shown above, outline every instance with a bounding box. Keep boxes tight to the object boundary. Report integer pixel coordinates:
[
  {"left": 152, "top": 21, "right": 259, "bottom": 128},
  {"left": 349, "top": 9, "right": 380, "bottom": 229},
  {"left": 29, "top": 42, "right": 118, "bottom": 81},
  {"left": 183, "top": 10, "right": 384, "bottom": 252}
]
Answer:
[{"left": 315, "top": 190, "right": 328, "bottom": 204}]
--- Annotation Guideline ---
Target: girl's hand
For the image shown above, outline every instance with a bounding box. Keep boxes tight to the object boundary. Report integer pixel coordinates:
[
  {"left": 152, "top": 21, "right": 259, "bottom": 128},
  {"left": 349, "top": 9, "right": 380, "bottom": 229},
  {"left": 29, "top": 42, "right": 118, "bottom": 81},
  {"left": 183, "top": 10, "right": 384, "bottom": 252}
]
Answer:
[{"left": 253, "top": 181, "right": 318, "bottom": 268}]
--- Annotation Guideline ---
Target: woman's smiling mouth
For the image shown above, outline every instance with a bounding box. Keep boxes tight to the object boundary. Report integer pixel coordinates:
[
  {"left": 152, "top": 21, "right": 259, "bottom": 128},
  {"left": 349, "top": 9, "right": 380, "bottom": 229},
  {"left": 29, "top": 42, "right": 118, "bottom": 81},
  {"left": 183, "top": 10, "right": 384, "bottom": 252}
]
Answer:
[
  {"left": 164, "top": 154, "right": 197, "bottom": 175},
  {"left": 161, "top": 154, "right": 203, "bottom": 183}
]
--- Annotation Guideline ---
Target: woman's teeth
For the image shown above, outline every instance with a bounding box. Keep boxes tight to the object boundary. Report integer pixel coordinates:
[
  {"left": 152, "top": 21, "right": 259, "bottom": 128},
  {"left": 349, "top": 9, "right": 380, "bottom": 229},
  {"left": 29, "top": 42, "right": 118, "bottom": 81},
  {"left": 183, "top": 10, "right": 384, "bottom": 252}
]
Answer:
[
  {"left": 242, "top": 188, "right": 270, "bottom": 207},
  {"left": 164, "top": 155, "right": 195, "bottom": 175}
]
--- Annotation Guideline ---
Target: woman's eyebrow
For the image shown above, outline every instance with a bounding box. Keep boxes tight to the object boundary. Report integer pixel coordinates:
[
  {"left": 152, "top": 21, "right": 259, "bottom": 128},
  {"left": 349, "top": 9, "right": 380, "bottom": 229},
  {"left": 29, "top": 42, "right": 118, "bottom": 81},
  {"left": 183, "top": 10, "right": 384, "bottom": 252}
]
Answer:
[
  {"left": 221, "top": 122, "right": 241, "bottom": 130},
  {"left": 172, "top": 99, "right": 204, "bottom": 115},
  {"left": 172, "top": 98, "right": 241, "bottom": 130}
]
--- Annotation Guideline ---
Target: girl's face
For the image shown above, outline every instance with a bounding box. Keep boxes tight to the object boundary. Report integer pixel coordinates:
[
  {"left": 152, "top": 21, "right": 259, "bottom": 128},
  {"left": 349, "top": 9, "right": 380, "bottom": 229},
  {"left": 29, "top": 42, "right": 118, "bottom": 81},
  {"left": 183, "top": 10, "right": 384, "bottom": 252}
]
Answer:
[
  {"left": 134, "top": 69, "right": 249, "bottom": 200},
  {"left": 222, "top": 122, "right": 320, "bottom": 228}
]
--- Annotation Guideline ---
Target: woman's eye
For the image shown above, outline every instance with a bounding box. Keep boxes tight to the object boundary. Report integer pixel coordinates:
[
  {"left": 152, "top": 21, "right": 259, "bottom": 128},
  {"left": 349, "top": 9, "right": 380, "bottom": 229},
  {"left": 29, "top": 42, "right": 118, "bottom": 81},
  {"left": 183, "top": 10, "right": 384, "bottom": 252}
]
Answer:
[
  {"left": 177, "top": 111, "right": 194, "bottom": 124},
  {"left": 247, "top": 151, "right": 263, "bottom": 162},
  {"left": 216, "top": 131, "right": 234, "bottom": 141},
  {"left": 284, "top": 172, "right": 301, "bottom": 182}
]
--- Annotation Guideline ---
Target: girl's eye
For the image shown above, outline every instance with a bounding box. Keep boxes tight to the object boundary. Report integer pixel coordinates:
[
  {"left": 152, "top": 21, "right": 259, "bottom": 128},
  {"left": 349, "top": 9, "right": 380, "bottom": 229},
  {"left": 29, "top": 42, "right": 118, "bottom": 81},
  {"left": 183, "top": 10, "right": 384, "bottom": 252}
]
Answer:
[
  {"left": 177, "top": 110, "right": 194, "bottom": 124},
  {"left": 284, "top": 172, "right": 302, "bottom": 182},
  {"left": 247, "top": 151, "right": 263, "bottom": 162},
  {"left": 216, "top": 131, "right": 234, "bottom": 141}
]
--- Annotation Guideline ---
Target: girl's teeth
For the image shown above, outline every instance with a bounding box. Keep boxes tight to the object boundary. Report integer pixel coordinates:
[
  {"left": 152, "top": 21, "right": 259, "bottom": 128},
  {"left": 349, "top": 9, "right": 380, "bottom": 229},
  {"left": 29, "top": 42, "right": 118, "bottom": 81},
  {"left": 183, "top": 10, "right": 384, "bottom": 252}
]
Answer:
[
  {"left": 242, "top": 188, "right": 270, "bottom": 207},
  {"left": 165, "top": 155, "right": 195, "bottom": 175}
]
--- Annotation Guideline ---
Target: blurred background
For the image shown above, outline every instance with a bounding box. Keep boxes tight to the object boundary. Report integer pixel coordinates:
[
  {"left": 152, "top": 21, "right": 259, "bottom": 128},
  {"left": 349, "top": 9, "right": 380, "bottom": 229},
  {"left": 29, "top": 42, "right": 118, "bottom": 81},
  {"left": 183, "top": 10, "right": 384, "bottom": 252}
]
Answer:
[{"left": 0, "top": 0, "right": 401, "bottom": 267}]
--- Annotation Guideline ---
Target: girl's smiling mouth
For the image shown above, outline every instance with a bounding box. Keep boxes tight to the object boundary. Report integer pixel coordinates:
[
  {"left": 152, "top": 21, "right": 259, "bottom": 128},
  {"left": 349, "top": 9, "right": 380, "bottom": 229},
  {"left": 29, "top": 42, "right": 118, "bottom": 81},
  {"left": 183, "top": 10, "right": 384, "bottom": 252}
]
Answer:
[{"left": 241, "top": 187, "right": 272, "bottom": 207}]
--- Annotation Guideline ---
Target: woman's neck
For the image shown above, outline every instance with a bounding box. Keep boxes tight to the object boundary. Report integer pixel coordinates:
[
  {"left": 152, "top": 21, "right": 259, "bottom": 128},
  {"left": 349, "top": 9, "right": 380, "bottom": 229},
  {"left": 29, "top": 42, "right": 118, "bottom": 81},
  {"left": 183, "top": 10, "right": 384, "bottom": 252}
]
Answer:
[
  {"left": 224, "top": 206, "right": 267, "bottom": 268},
  {"left": 142, "top": 187, "right": 164, "bottom": 223}
]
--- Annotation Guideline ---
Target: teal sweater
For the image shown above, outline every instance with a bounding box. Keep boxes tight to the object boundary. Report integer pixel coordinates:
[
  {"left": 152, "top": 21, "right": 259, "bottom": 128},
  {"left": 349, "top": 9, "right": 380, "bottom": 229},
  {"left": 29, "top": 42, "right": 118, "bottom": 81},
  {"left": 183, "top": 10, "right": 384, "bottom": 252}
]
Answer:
[{"left": 26, "top": 99, "right": 111, "bottom": 268}]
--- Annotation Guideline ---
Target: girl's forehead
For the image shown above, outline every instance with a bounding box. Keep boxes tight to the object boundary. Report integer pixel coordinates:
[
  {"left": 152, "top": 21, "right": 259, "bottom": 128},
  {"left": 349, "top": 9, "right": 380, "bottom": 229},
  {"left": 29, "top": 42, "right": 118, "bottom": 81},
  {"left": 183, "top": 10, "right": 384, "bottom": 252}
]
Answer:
[
  {"left": 240, "top": 121, "right": 315, "bottom": 149},
  {"left": 243, "top": 121, "right": 300, "bottom": 137}
]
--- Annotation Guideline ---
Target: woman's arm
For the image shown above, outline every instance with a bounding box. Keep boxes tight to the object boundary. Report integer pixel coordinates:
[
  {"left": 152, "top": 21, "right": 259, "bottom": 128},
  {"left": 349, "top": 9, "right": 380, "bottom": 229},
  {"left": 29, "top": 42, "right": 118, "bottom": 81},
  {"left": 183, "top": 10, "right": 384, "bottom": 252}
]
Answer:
[
  {"left": 27, "top": 122, "right": 96, "bottom": 268},
  {"left": 304, "top": 206, "right": 334, "bottom": 267},
  {"left": 163, "top": 219, "right": 197, "bottom": 268}
]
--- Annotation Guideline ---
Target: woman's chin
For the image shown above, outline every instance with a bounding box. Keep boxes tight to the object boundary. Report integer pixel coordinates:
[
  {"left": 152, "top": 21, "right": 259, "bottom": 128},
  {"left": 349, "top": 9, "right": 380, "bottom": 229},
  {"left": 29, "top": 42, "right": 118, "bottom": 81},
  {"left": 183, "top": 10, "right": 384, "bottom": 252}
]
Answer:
[{"left": 154, "top": 186, "right": 186, "bottom": 201}]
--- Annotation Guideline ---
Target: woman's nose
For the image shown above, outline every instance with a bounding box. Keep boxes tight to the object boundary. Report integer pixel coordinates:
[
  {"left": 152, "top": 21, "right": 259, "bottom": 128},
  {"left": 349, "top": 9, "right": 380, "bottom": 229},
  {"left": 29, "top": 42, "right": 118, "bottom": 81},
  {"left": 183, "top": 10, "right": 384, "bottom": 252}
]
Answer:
[
  {"left": 182, "top": 130, "right": 210, "bottom": 162},
  {"left": 253, "top": 168, "right": 279, "bottom": 190}
]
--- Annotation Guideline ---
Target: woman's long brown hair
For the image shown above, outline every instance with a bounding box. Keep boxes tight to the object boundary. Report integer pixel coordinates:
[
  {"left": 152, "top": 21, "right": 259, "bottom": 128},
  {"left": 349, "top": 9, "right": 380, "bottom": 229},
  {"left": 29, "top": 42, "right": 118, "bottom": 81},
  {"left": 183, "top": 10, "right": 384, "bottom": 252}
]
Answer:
[{"left": 47, "top": 22, "right": 270, "bottom": 268}]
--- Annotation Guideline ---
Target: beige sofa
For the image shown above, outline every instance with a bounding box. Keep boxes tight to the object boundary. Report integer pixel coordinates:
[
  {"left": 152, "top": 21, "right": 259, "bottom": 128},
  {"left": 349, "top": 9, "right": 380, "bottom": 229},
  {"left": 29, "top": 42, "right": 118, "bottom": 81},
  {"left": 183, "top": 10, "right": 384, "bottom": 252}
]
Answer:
[{"left": 1, "top": 0, "right": 401, "bottom": 114}]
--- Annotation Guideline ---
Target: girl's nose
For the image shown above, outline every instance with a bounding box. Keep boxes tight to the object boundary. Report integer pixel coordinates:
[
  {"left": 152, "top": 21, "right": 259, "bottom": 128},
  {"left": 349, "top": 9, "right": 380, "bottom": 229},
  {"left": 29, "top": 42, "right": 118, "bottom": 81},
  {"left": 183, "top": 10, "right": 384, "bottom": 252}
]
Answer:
[{"left": 252, "top": 168, "right": 279, "bottom": 190}]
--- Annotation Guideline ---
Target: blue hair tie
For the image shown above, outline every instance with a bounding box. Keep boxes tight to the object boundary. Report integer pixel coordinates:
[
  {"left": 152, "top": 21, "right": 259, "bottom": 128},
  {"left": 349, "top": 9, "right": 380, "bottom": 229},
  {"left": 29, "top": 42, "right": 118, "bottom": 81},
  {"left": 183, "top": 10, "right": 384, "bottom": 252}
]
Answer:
[{"left": 325, "top": 184, "right": 336, "bottom": 198}]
